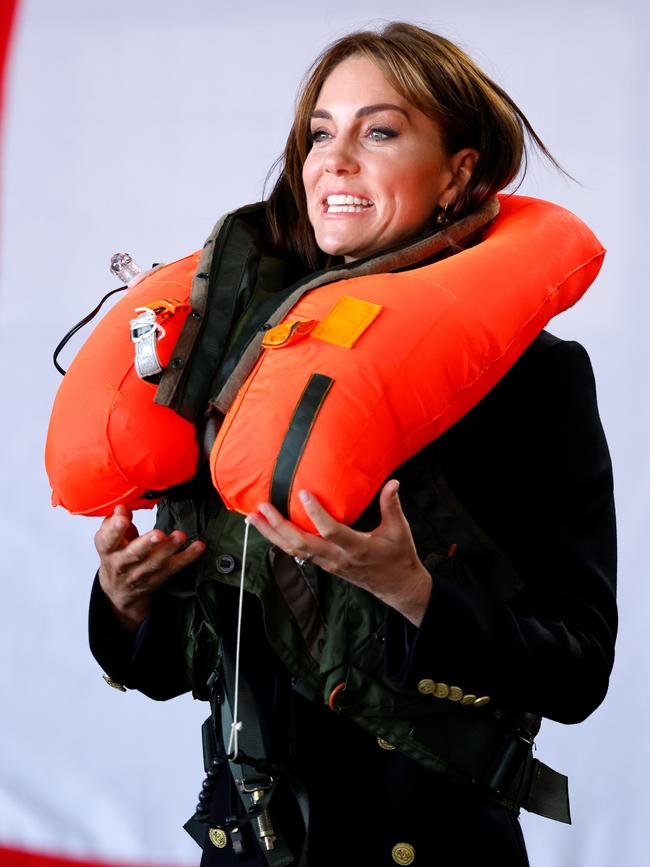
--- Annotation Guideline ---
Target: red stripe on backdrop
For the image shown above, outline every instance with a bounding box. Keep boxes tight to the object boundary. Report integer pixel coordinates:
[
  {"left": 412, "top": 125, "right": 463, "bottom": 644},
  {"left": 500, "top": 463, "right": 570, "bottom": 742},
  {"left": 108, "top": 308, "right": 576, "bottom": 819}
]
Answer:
[
  {"left": 0, "top": 0, "right": 19, "bottom": 126},
  {"left": 0, "top": 844, "right": 183, "bottom": 867}
]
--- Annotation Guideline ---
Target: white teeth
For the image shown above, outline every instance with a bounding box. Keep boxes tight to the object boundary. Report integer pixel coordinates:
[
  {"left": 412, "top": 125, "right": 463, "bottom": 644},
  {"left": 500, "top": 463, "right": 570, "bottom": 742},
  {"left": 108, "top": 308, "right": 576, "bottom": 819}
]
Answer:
[
  {"left": 327, "top": 205, "right": 371, "bottom": 213},
  {"left": 325, "top": 194, "right": 373, "bottom": 214},
  {"left": 326, "top": 194, "right": 373, "bottom": 206}
]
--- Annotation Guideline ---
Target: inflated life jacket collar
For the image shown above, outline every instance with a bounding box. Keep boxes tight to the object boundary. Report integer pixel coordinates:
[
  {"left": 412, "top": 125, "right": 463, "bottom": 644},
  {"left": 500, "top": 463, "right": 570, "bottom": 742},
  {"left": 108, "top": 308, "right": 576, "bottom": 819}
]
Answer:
[{"left": 46, "top": 193, "right": 602, "bottom": 521}]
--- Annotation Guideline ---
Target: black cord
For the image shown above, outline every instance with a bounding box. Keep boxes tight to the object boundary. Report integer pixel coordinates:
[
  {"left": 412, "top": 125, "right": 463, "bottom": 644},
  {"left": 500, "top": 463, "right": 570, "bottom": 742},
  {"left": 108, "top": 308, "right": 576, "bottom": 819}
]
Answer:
[{"left": 52, "top": 285, "right": 127, "bottom": 375}]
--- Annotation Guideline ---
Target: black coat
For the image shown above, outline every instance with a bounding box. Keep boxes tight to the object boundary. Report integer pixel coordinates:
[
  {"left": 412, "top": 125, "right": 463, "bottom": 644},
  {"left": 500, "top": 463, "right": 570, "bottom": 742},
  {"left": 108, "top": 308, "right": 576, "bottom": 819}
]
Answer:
[{"left": 89, "top": 330, "right": 617, "bottom": 867}]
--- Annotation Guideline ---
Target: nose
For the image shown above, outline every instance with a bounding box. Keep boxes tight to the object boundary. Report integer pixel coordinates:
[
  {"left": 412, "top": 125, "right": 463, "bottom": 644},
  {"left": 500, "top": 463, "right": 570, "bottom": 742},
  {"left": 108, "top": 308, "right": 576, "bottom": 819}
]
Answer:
[{"left": 323, "top": 136, "right": 360, "bottom": 175}]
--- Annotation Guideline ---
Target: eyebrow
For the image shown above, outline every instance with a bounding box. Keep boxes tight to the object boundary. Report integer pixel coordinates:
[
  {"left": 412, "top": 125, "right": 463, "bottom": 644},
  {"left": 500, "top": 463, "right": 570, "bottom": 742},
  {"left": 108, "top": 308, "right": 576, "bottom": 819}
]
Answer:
[{"left": 311, "top": 103, "right": 410, "bottom": 120}]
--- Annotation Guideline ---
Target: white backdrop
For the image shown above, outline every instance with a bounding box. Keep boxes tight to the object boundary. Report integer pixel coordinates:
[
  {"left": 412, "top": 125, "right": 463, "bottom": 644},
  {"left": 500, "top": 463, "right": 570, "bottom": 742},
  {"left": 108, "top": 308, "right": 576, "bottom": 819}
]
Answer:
[{"left": 0, "top": 1, "right": 648, "bottom": 865}]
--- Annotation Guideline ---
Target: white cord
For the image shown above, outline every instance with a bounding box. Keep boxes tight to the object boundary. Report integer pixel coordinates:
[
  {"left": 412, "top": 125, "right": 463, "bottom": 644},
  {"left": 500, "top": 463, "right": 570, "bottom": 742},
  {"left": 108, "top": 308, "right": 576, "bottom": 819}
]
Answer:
[
  {"left": 129, "top": 307, "right": 167, "bottom": 343},
  {"left": 226, "top": 517, "right": 250, "bottom": 761}
]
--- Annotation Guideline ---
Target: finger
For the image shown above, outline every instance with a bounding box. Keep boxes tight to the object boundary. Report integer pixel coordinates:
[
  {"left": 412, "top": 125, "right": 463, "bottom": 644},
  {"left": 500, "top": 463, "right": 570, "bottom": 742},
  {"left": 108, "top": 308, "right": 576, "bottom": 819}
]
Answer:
[
  {"left": 118, "top": 530, "right": 187, "bottom": 571},
  {"left": 248, "top": 508, "right": 330, "bottom": 562},
  {"left": 377, "top": 479, "right": 407, "bottom": 534},
  {"left": 248, "top": 508, "right": 307, "bottom": 557},
  {"left": 121, "top": 537, "right": 206, "bottom": 591},
  {"left": 297, "top": 490, "right": 362, "bottom": 547},
  {"left": 113, "top": 504, "right": 138, "bottom": 541},
  {"left": 257, "top": 504, "right": 312, "bottom": 552},
  {"left": 138, "top": 532, "right": 202, "bottom": 575},
  {"left": 113, "top": 504, "right": 133, "bottom": 521},
  {"left": 95, "top": 511, "right": 137, "bottom": 554}
]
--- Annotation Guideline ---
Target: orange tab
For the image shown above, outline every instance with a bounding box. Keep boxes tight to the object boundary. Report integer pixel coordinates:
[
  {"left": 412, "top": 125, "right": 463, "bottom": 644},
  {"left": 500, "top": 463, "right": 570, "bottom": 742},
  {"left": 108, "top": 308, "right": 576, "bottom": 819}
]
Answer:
[
  {"left": 311, "top": 295, "right": 382, "bottom": 348},
  {"left": 262, "top": 319, "right": 318, "bottom": 348},
  {"left": 143, "top": 298, "right": 191, "bottom": 321}
]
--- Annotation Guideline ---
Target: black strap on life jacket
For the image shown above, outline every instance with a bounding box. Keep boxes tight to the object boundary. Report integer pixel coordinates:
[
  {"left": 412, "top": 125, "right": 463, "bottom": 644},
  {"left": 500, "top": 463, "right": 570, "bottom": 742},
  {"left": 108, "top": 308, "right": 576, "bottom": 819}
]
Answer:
[
  {"left": 269, "top": 373, "right": 334, "bottom": 517},
  {"left": 480, "top": 716, "right": 571, "bottom": 823}
]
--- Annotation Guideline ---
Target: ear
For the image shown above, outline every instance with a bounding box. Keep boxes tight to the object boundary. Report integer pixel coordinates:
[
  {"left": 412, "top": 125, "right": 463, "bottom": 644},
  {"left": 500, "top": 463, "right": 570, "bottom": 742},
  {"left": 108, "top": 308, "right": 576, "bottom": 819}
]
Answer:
[{"left": 439, "top": 148, "right": 480, "bottom": 206}]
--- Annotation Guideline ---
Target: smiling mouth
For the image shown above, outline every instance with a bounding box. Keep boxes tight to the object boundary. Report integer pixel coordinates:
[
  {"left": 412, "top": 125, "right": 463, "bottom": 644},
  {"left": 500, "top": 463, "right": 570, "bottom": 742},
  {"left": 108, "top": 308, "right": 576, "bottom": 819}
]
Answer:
[{"left": 324, "top": 194, "right": 374, "bottom": 214}]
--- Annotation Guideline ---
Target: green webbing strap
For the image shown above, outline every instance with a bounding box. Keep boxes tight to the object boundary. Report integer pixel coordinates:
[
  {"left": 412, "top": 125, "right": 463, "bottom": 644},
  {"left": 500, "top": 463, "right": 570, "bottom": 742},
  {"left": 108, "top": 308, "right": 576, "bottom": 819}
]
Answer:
[
  {"left": 270, "top": 373, "right": 334, "bottom": 517},
  {"left": 268, "top": 548, "right": 326, "bottom": 666}
]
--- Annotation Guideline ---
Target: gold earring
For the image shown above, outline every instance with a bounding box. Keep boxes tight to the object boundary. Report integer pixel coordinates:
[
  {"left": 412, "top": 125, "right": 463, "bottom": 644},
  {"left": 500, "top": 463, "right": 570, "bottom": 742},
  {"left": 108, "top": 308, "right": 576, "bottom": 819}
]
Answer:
[{"left": 435, "top": 202, "right": 450, "bottom": 227}]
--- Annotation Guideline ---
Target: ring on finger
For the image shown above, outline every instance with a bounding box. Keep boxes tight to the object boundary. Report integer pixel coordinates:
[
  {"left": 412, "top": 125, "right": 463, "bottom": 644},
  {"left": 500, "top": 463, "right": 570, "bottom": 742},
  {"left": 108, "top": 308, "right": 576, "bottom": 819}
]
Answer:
[{"left": 294, "top": 553, "right": 313, "bottom": 567}]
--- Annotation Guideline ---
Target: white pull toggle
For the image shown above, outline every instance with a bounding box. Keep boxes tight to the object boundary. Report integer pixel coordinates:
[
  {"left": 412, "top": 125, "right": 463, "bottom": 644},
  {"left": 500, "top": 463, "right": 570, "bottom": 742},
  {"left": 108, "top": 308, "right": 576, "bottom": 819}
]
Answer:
[{"left": 129, "top": 307, "right": 167, "bottom": 379}]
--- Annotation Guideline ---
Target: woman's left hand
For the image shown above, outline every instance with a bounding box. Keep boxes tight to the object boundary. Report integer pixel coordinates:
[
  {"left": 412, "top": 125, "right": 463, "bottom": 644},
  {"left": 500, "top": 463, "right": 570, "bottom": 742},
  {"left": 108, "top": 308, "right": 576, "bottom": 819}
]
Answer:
[{"left": 247, "top": 479, "right": 432, "bottom": 627}]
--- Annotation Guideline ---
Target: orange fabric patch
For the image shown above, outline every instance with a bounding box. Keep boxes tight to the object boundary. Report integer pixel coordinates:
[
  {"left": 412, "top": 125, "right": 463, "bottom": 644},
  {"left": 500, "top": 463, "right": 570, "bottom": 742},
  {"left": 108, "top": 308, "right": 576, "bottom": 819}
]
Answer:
[{"left": 311, "top": 295, "right": 382, "bottom": 348}]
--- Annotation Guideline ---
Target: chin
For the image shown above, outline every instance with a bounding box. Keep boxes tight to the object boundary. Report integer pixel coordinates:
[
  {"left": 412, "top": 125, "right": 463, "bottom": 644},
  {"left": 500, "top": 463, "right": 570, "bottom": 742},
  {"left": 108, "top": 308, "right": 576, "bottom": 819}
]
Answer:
[{"left": 314, "top": 233, "right": 369, "bottom": 261}]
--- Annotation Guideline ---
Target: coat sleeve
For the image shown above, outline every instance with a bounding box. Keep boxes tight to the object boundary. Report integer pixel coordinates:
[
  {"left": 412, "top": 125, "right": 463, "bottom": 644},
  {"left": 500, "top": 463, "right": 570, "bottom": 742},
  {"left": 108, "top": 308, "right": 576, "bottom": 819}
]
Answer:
[
  {"left": 87, "top": 467, "right": 226, "bottom": 700},
  {"left": 385, "top": 337, "right": 617, "bottom": 725},
  {"left": 88, "top": 571, "right": 196, "bottom": 701}
]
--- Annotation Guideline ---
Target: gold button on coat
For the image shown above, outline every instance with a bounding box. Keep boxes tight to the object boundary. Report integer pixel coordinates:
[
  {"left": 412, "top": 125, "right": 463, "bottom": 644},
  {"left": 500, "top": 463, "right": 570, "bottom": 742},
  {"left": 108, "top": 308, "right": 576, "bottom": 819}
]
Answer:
[
  {"left": 377, "top": 736, "right": 396, "bottom": 750},
  {"left": 209, "top": 827, "right": 228, "bottom": 848},
  {"left": 392, "top": 842, "right": 416, "bottom": 864},
  {"left": 433, "top": 682, "right": 450, "bottom": 699},
  {"left": 448, "top": 685, "right": 463, "bottom": 702},
  {"left": 417, "top": 678, "right": 435, "bottom": 695},
  {"left": 473, "top": 695, "right": 491, "bottom": 707},
  {"left": 460, "top": 693, "right": 477, "bottom": 705}
]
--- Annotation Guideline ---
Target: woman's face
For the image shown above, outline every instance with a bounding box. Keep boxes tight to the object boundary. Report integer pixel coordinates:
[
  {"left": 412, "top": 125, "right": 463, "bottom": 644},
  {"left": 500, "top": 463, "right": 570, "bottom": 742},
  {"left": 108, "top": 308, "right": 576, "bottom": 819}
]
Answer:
[{"left": 302, "top": 55, "right": 468, "bottom": 263}]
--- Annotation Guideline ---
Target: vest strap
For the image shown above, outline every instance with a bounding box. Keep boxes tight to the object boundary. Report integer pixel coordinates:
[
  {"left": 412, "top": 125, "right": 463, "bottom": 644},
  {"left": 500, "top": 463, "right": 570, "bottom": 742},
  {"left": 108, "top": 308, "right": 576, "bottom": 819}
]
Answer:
[{"left": 268, "top": 547, "right": 326, "bottom": 664}]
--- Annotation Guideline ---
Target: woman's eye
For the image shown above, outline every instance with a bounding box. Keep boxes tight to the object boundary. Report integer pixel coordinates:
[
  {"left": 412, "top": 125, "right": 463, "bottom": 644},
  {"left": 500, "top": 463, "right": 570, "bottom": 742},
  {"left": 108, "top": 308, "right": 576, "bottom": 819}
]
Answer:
[
  {"left": 368, "top": 126, "right": 398, "bottom": 141},
  {"left": 309, "top": 128, "right": 331, "bottom": 143}
]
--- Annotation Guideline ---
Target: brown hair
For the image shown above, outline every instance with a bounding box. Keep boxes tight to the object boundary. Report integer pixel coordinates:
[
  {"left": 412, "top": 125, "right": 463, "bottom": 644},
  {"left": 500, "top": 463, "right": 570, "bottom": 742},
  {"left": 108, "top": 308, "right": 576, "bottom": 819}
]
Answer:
[{"left": 266, "top": 22, "right": 561, "bottom": 271}]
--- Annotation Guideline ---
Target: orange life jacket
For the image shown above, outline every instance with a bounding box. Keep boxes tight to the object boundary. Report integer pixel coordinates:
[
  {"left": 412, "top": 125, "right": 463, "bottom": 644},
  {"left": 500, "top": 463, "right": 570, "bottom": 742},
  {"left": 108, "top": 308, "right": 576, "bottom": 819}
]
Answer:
[{"left": 45, "top": 195, "right": 604, "bottom": 526}]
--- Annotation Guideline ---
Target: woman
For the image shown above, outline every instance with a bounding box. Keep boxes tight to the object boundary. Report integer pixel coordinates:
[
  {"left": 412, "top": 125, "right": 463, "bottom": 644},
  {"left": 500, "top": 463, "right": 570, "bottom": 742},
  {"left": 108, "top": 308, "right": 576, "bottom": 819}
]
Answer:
[{"left": 90, "top": 23, "right": 617, "bottom": 867}]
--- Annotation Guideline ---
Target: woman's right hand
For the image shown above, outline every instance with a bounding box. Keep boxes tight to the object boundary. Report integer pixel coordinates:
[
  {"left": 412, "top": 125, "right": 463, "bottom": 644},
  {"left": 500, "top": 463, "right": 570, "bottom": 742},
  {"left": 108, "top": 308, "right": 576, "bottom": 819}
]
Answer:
[{"left": 94, "top": 504, "right": 206, "bottom": 633}]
